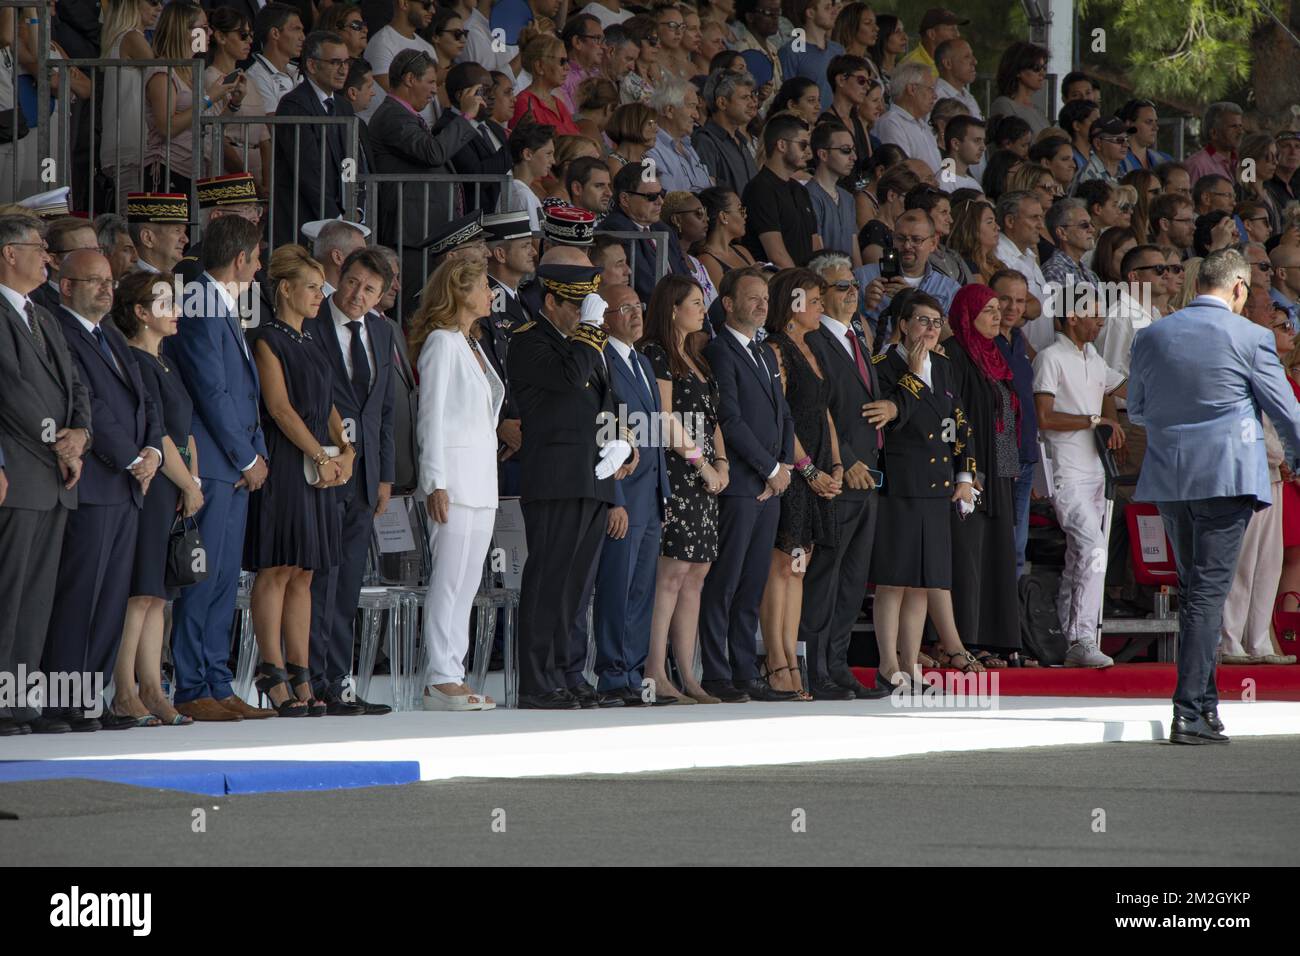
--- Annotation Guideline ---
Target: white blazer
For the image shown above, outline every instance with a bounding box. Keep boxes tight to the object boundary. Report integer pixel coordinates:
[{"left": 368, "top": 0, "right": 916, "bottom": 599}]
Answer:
[{"left": 416, "top": 327, "right": 504, "bottom": 508}]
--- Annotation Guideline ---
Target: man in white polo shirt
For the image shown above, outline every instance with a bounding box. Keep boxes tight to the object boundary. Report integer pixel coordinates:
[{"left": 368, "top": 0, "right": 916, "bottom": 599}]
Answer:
[
  {"left": 1033, "top": 300, "right": 1127, "bottom": 668},
  {"left": 995, "top": 190, "right": 1054, "bottom": 350},
  {"left": 872, "top": 61, "right": 942, "bottom": 174}
]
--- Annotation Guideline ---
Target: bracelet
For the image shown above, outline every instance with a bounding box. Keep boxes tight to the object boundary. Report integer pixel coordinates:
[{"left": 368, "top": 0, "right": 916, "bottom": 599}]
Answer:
[
  {"left": 800, "top": 463, "right": 820, "bottom": 481},
  {"left": 713, "top": 456, "right": 728, "bottom": 465},
  {"left": 204, "top": 96, "right": 214, "bottom": 109},
  {"left": 313, "top": 449, "right": 330, "bottom": 466},
  {"left": 794, "top": 455, "right": 812, "bottom": 470},
  {"left": 684, "top": 447, "right": 703, "bottom": 464},
  {"left": 831, "top": 462, "right": 843, "bottom": 469}
]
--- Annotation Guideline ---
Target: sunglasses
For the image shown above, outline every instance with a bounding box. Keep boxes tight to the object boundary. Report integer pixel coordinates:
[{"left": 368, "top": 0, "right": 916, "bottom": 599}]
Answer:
[
  {"left": 1134, "top": 263, "right": 1173, "bottom": 275},
  {"left": 827, "top": 145, "right": 856, "bottom": 155},
  {"left": 645, "top": 35, "right": 661, "bottom": 46},
  {"left": 548, "top": 55, "right": 570, "bottom": 66},
  {"left": 631, "top": 190, "right": 665, "bottom": 202},
  {"left": 660, "top": 20, "right": 684, "bottom": 31},
  {"left": 439, "top": 29, "right": 469, "bottom": 40},
  {"left": 1117, "top": 202, "right": 1134, "bottom": 212},
  {"left": 344, "top": 20, "right": 368, "bottom": 32},
  {"left": 829, "top": 279, "right": 859, "bottom": 291},
  {"left": 1254, "top": 261, "right": 1274, "bottom": 273},
  {"left": 1027, "top": 63, "right": 1047, "bottom": 73}
]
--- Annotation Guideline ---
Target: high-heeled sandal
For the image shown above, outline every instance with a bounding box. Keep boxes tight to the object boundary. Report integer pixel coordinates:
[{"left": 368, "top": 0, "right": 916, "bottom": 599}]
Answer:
[
  {"left": 783, "top": 666, "right": 814, "bottom": 702},
  {"left": 937, "top": 649, "right": 985, "bottom": 673},
  {"left": 286, "top": 662, "right": 327, "bottom": 717},
  {"left": 254, "top": 663, "right": 309, "bottom": 717}
]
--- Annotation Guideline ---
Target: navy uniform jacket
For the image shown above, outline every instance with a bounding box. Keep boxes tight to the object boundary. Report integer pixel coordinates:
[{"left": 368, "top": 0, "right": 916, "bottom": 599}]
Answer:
[
  {"left": 506, "top": 315, "right": 621, "bottom": 504},
  {"left": 874, "top": 347, "right": 976, "bottom": 497}
]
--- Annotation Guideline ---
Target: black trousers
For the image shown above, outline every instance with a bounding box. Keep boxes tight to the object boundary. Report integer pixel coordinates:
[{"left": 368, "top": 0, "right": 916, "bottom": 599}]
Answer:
[
  {"left": 799, "top": 493, "right": 877, "bottom": 685},
  {"left": 0, "top": 505, "right": 68, "bottom": 720},
  {"left": 518, "top": 497, "right": 607, "bottom": 695},
  {"left": 43, "top": 500, "right": 139, "bottom": 714},
  {"left": 699, "top": 495, "right": 780, "bottom": 683},
  {"left": 310, "top": 476, "right": 373, "bottom": 695}
]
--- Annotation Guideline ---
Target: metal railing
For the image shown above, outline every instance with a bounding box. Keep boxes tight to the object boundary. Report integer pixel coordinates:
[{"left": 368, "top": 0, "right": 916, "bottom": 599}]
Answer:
[
  {"left": 0, "top": 2, "right": 49, "bottom": 204},
  {"left": 599, "top": 229, "right": 670, "bottom": 289}
]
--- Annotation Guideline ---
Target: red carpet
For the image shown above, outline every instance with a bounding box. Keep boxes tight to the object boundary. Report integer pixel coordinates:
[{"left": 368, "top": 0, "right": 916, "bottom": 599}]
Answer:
[{"left": 850, "top": 663, "right": 1300, "bottom": 701}]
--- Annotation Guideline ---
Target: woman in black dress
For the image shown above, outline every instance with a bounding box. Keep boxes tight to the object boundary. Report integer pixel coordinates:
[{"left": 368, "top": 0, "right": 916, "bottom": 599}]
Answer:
[
  {"left": 944, "top": 284, "right": 1023, "bottom": 664},
  {"left": 108, "top": 272, "right": 202, "bottom": 726},
  {"left": 245, "top": 245, "right": 350, "bottom": 716},
  {"left": 640, "top": 275, "right": 729, "bottom": 704},
  {"left": 870, "top": 291, "right": 985, "bottom": 692},
  {"left": 760, "top": 268, "right": 842, "bottom": 701}
]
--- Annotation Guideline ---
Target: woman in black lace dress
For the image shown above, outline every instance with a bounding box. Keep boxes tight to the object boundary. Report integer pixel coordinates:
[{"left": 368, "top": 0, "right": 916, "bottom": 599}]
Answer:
[
  {"left": 759, "top": 269, "right": 843, "bottom": 701},
  {"left": 640, "top": 276, "right": 729, "bottom": 704}
]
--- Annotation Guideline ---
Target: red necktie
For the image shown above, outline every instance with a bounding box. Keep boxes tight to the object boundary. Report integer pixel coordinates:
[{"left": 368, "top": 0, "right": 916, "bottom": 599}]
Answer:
[{"left": 846, "top": 328, "right": 882, "bottom": 449}]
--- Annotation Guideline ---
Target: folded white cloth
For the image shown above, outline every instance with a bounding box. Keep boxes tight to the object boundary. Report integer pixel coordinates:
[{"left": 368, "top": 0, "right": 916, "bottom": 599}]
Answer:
[
  {"left": 579, "top": 293, "right": 608, "bottom": 327},
  {"left": 594, "top": 438, "right": 632, "bottom": 479}
]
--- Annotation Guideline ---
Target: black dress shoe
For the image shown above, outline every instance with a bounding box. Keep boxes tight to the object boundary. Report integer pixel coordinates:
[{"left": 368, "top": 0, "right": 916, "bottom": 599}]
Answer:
[
  {"left": 65, "top": 714, "right": 102, "bottom": 732},
  {"left": 320, "top": 691, "right": 367, "bottom": 717},
  {"left": 700, "top": 679, "right": 750, "bottom": 703},
  {"left": 607, "top": 686, "right": 646, "bottom": 706},
  {"left": 833, "top": 673, "right": 891, "bottom": 700},
  {"left": 736, "top": 678, "right": 798, "bottom": 702},
  {"left": 0, "top": 717, "right": 25, "bottom": 736},
  {"left": 100, "top": 711, "right": 141, "bottom": 731},
  {"left": 567, "top": 683, "right": 600, "bottom": 709},
  {"left": 518, "top": 690, "right": 582, "bottom": 710},
  {"left": 1169, "top": 715, "right": 1229, "bottom": 744},
  {"left": 809, "top": 681, "right": 855, "bottom": 701},
  {"left": 1202, "top": 709, "right": 1225, "bottom": 733},
  {"left": 26, "top": 714, "right": 72, "bottom": 734},
  {"left": 595, "top": 691, "right": 626, "bottom": 708}
]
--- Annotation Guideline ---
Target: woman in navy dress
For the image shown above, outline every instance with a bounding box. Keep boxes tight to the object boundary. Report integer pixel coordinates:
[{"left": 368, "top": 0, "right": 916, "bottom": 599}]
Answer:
[
  {"left": 245, "top": 245, "right": 350, "bottom": 716},
  {"left": 109, "top": 272, "right": 202, "bottom": 726}
]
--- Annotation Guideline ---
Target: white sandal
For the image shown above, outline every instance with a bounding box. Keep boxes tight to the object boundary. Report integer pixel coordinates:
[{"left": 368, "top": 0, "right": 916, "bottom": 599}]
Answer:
[{"left": 423, "top": 685, "right": 497, "bottom": 711}]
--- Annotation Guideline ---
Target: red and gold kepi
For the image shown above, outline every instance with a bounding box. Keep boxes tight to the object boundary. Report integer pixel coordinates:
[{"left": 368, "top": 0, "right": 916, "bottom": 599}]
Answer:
[
  {"left": 125, "top": 192, "right": 190, "bottom": 224},
  {"left": 542, "top": 204, "right": 596, "bottom": 247},
  {"left": 195, "top": 172, "right": 261, "bottom": 209}
]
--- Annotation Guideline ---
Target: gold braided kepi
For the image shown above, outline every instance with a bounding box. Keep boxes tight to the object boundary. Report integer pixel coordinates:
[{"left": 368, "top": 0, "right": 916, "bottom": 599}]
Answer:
[
  {"left": 126, "top": 192, "right": 190, "bottom": 224},
  {"left": 196, "top": 172, "right": 260, "bottom": 209},
  {"left": 537, "top": 264, "right": 603, "bottom": 301}
]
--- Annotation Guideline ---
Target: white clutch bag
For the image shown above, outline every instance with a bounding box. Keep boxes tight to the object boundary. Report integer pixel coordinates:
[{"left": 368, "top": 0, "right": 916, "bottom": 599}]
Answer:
[{"left": 304, "top": 445, "right": 340, "bottom": 485}]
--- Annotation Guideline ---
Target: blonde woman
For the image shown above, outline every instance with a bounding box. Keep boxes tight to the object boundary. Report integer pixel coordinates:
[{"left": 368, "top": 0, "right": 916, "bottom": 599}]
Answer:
[
  {"left": 144, "top": 1, "right": 241, "bottom": 194},
  {"left": 1169, "top": 256, "right": 1202, "bottom": 312},
  {"left": 101, "top": 0, "right": 163, "bottom": 197},
  {"left": 246, "top": 246, "right": 351, "bottom": 717},
  {"left": 510, "top": 34, "right": 581, "bottom": 135},
  {"left": 410, "top": 258, "right": 502, "bottom": 710}
]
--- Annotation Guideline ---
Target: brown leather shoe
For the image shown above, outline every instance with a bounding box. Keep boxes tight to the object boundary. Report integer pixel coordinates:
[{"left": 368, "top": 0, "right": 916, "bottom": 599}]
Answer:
[
  {"left": 216, "top": 695, "right": 276, "bottom": 720},
  {"left": 175, "top": 698, "right": 243, "bottom": 722}
]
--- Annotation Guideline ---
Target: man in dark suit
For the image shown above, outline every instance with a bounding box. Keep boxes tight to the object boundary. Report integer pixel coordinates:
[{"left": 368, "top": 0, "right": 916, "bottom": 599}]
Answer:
[
  {"left": 434, "top": 62, "right": 511, "bottom": 215},
  {"left": 802, "top": 253, "right": 898, "bottom": 699},
  {"left": 592, "top": 284, "right": 672, "bottom": 706},
  {"left": 166, "top": 215, "right": 274, "bottom": 721},
  {"left": 0, "top": 216, "right": 92, "bottom": 736},
  {"left": 306, "top": 247, "right": 397, "bottom": 715},
  {"left": 369, "top": 48, "right": 482, "bottom": 293},
  {"left": 44, "top": 249, "right": 162, "bottom": 731},
  {"left": 699, "top": 268, "right": 798, "bottom": 703},
  {"left": 30, "top": 217, "right": 99, "bottom": 315},
  {"left": 372, "top": 246, "right": 418, "bottom": 495},
  {"left": 271, "top": 30, "right": 357, "bottom": 248},
  {"left": 597, "top": 162, "right": 690, "bottom": 305},
  {"left": 483, "top": 211, "right": 535, "bottom": 495},
  {"left": 507, "top": 265, "right": 633, "bottom": 709}
]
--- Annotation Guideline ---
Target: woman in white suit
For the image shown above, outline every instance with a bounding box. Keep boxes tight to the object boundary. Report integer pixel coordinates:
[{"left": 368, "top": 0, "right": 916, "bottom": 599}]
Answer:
[{"left": 410, "top": 258, "right": 504, "bottom": 711}]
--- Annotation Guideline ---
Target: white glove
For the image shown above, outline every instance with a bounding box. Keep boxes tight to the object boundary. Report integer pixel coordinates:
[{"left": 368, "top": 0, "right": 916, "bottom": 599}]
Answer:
[
  {"left": 594, "top": 438, "right": 632, "bottom": 479},
  {"left": 579, "top": 293, "right": 608, "bottom": 327}
]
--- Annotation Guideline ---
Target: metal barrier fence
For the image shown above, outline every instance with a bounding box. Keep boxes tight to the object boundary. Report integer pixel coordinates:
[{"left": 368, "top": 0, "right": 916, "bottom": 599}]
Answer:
[{"left": 0, "top": 2, "right": 49, "bottom": 204}]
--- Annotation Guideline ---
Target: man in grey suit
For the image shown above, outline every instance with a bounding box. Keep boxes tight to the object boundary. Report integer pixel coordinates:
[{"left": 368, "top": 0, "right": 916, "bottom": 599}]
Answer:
[
  {"left": 1128, "top": 248, "right": 1300, "bottom": 745},
  {"left": 0, "top": 215, "right": 92, "bottom": 735}
]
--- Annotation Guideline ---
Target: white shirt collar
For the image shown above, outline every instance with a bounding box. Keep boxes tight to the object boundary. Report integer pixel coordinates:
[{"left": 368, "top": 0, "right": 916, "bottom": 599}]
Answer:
[
  {"left": 66, "top": 307, "right": 99, "bottom": 336},
  {"left": 0, "top": 282, "right": 29, "bottom": 317},
  {"left": 307, "top": 77, "right": 333, "bottom": 110},
  {"left": 329, "top": 295, "right": 365, "bottom": 328},
  {"left": 607, "top": 337, "right": 635, "bottom": 363},
  {"left": 819, "top": 313, "right": 854, "bottom": 353},
  {"left": 725, "top": 323, "right": 758, "bottom": 362},
  {"left": 135, "top": 258, "right": 160, "bottom": 274},
  {"left": 202, "top": 271, "right": 237, "bottom": 313}
]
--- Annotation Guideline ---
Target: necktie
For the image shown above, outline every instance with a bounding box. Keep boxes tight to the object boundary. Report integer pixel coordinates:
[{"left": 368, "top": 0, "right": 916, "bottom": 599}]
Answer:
[
  {"left": 747, "top": 339, "right": 764, "bottom": 368},
  {"left": 346, "top": 320, "right": 370, "bottom": 404},
  {"left": 23, "top": 300, "right": 49, "bottom": 361},
  {"left": 845, "top": 328, "right": 882, "bottom": 449},
  {"left": 627, "top": 351, "right": 650, "bottom": 402},
  {"left": 323, "top": 96, "right": 335, "bottom": 115},
  {"left": 93, "top": 324, "right": 122, "bottom": 378}
]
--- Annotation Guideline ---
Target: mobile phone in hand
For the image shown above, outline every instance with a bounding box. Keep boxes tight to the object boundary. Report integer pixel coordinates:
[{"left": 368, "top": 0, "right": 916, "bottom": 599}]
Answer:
[{"left": 222, "top": 70, "right": 242, "bottom": 85}]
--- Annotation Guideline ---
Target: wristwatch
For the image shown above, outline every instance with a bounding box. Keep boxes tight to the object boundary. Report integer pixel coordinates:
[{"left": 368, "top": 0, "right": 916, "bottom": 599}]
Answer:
[{"left": 1089, "top": 415, "right": 1102, "bottom": 428}]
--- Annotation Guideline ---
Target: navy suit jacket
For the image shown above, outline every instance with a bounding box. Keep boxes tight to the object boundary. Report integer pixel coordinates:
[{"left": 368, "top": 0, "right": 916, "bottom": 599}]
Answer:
[
  {"left": 55, "top": 306, "right": 161, "bottom": 507},
  {"left": 606, "top": 342, "right": 670, "bottom": 517},
  {"left": 704, "top": 327, "right": 795, "bottom": 498},
  {"left": 271, "top": 79, "right": 355, "bottom": 247},
  {"left": 166, "top": 273, "right": 267, "bottom": 485},
  {"left": 305, "top": 301, "right": 396, "bottom": 507}
]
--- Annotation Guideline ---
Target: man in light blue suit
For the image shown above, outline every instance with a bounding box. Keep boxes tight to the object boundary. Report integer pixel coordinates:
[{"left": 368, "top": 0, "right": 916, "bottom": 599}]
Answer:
[
  {"left": 165, "top": 217, "right": 272, "bottom": 722},
  {"left": 1128, "top": 248, "right": 1300, "bottom": 744},
  {"left": 589, "top": 285, "right": 672, "bottom": 706}
]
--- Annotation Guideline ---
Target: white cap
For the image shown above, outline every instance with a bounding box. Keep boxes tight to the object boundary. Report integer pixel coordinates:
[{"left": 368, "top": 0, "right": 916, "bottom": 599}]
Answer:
[{"left": 299, "top": 216, "right": 372, "bottom": 242}]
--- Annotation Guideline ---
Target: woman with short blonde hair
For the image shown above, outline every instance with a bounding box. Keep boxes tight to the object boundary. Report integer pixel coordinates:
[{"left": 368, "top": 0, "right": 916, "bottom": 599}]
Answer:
[
  {"left": 511, "top": 34, "right": 581, "bottom": 135},
  {"left": 412, "top": 258, "right": 503, "bottom": 710}
]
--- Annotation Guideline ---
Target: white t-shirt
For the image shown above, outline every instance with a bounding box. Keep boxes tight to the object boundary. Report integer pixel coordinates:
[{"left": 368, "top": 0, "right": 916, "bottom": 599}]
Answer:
[
  {"left": 459, "top": 8, "right": 517, "bottom": 81},
  {"left": 1032, "top": 332, "right": 1126, "bottom": 481},
  {"left": 582, "top": 2, "right": 633, "bottom": 27},
  {"left": 509, "top": 179, "right": 543, "bottom": 232},
  {"left": 1096, "top": 285, "right": 1159, "bottom": 409},
  {"left": 363, "top": 26, "right": 439, "bottom": 126}
]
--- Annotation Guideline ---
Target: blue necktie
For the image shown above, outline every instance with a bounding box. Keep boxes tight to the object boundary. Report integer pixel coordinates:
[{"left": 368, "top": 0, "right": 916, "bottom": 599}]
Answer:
[{"left": 93, "top": 325, "right": 121, "bottom": 377}]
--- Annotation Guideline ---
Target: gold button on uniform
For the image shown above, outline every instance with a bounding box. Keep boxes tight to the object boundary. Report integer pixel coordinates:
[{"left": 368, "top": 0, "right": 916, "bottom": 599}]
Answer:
[
  {"left": 929, "top": 457, "right": 936, "bottom": 463},
  {"left": 944, "top": 480, "right": 951, "bottom": 487},
  {"left": 928, "top": 433, "right": 934, "bottom": 439}
]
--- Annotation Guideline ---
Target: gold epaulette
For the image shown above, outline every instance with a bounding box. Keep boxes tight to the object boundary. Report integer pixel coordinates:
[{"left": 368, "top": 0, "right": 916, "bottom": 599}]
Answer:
[
  {"left": 513, "top": 320, "right": 536, "bottom": 333},
  {"left": 870, "top": 351, "right": 888, "bottom": 364},
  {"left": 571, "top": 323, "right": 608, "bottom": 351}
]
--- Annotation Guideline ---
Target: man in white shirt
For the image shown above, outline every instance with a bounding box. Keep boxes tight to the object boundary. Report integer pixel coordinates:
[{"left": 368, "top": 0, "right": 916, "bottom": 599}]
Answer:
[
  {"left": 939, "top": 113, "right": 984, "bottom": 193},
  {"left": 995, "top": 190, "right": 1054, "bottom": 350},
  {"left": 1033, "top": 300, "right": 1127, "bottom": 668},
  {"left": 933, "top": 37, "right": 981, "bottom": 118},
  {"left": 450, "top": 0, "right": 518, "bottom": 80},
  {"left": 583, "top": 0, "right": 633, "bottom": 28},
  {"left": 364, "top": 0, "right": 439, "bottom": 125},
  {"left": 247, "top": 4, "right": 303, "bottom": 113},
  {"left": 872, "top": 61, "right": 943, "bottom": 174}
]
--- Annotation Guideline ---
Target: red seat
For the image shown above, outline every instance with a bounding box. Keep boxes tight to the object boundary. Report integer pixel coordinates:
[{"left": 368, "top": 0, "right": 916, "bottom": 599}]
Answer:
[{"left": 1125, "top": 502, "right": 1179, "bottom": 588}]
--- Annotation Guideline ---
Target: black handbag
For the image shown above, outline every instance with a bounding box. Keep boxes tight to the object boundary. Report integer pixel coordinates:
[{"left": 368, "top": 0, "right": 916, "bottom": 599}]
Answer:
[
  {"left": 0, "top": 109, "right": 29, "bottom": 145},
  {"left": 165, "top": 515, "right": 209, "bottom": 589}
]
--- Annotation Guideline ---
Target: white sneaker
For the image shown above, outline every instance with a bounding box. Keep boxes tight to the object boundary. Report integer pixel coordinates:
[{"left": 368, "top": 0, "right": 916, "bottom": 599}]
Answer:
[{"left": 1064, "top": 642, "right": 1114, "bottom": 668}]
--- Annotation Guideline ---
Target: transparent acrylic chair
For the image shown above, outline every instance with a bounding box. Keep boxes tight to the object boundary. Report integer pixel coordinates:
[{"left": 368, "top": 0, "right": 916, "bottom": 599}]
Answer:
[
  {"left": 232, "top": 571, "right": 257, "bottom": 702},
  {"left": 355, "top": 495, "right": 427, "bottom": 711}
]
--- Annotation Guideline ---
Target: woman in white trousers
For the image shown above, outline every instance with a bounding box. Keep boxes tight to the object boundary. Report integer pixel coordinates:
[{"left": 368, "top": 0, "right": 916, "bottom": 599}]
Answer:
[{"left": 411, "top": 258, "right": 504, "bottom": 710}]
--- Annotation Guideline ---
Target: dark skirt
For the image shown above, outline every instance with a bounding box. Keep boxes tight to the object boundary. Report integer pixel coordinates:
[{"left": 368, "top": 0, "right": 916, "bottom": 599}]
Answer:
[
  {"left": 130, "top": 473, "right": 182, "bottom": 600},
  {"left": 869, "top": 494, "right": 952, "bottom": 588},
  {"left": 242, "top": 461, "right": 341, "bottom": 572},
  {"left": 949, "top": 476, "right": 1021, "bottom": 650}
]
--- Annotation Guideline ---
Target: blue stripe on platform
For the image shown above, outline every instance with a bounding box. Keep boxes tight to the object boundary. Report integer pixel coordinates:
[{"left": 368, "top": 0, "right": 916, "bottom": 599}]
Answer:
[{"left": 0, "top": 760, "right": 421, "bottom": 795}]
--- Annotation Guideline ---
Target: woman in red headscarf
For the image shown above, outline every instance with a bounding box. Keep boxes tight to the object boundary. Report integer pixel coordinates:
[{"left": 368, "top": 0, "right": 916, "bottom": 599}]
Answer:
[{"left": 944, "top": 283, "right": 1024, "bottom": 665}]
